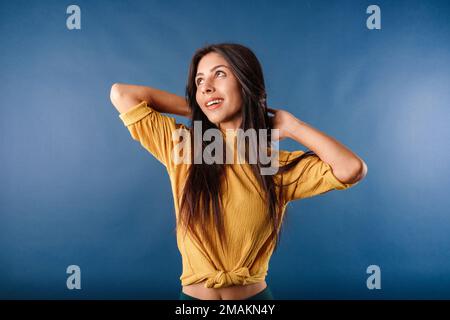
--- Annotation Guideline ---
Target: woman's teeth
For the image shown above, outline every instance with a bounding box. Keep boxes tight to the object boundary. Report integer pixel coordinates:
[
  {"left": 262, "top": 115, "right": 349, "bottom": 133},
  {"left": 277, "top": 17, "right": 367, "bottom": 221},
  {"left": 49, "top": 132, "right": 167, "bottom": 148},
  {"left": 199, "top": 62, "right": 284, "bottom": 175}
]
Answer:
[{"left": 207, "top": 99, "right": 223, "bottom": 106}]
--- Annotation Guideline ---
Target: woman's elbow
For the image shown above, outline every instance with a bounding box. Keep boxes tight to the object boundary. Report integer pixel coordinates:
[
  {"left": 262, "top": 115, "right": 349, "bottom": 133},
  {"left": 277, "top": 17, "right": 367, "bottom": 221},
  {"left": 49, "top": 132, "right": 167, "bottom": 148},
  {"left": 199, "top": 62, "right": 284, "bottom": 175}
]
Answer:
[
  {"left": 109, "top": 83, "right": 140, "bottom": 114},
  {"left": 110, "top": 83, "right": 123, "bottom": 105},
  {"left": 353, "top": 160, "right": 368, "bottom": 182},
  {"left": 338, "top": 160, "right": 368, "bottom": 184}
]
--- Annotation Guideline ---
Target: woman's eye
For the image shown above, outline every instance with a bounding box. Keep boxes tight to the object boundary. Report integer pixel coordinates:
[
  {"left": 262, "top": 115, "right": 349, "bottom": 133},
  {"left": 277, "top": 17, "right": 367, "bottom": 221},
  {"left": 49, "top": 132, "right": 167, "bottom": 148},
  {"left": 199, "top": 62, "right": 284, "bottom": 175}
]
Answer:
[{"left": 197, "top": 71, "right": 225, "bottom": 86}]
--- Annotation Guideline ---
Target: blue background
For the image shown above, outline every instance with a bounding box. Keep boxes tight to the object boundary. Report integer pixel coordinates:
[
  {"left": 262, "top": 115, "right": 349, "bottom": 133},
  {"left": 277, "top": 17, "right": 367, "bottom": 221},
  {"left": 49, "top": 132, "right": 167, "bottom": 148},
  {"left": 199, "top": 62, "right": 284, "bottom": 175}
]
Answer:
[{"left": 1, "top": 0, "right": 449, "bottom": 299}]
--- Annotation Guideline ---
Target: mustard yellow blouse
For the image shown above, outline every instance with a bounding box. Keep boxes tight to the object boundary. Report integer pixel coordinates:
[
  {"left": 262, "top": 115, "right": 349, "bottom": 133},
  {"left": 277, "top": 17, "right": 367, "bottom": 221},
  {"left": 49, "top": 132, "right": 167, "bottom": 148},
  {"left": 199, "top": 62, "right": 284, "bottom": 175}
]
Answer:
[{"left": 119, "top": 101, "right": 356, "bottom": 289}]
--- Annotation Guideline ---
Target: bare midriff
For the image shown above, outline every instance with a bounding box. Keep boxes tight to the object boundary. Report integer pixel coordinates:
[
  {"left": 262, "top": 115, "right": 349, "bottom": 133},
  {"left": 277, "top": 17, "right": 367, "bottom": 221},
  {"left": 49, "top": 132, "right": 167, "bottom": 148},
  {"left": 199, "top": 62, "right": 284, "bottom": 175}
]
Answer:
[{"left": 182, "top": 280, "right": 267, "bottom": 300}]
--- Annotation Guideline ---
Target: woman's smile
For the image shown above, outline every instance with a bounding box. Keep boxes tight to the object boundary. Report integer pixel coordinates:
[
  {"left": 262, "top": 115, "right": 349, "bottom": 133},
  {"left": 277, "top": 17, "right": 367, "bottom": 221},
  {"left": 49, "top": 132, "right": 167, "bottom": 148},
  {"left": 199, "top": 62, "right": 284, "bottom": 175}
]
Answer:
[{"left": 206, "top": 99, "right": 224, "bottom": 110}]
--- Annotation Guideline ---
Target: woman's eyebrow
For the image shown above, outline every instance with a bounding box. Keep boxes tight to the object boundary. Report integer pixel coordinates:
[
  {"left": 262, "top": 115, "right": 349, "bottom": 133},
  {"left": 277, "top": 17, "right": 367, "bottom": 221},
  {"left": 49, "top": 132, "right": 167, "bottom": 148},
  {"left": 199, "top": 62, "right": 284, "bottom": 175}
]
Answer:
[{"left": 196, "top": 65, "right": 228, "bottom": 77}]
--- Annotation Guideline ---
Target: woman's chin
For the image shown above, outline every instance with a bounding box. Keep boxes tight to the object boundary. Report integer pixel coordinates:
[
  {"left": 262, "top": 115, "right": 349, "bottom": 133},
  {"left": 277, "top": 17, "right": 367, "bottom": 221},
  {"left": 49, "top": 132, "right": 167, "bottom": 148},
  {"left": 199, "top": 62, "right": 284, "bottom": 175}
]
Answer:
[{"left": 206, "top": 116, "right": 224, "bottom": 125}]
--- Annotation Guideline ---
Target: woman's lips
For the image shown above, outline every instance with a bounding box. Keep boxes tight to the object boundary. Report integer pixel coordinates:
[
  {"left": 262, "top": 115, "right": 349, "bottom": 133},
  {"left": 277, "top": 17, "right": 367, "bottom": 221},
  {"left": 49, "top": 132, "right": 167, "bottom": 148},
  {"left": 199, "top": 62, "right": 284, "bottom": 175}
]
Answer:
[{"left": 206, "top": 100, "right": 224, "bottom": 110}]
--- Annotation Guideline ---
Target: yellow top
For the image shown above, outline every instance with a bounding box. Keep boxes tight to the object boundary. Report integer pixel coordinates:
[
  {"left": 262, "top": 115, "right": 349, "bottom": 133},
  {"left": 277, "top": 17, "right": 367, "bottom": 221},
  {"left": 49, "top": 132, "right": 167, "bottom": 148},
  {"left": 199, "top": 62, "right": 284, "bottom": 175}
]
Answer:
[{"left": 118, "top": 101, "right": 357, "bottom": 288}]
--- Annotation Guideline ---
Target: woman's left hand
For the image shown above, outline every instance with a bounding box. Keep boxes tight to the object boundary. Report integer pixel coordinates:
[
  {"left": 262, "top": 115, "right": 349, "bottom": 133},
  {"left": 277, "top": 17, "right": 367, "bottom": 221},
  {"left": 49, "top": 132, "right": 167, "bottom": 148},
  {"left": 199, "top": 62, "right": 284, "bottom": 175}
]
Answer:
[{"left": 267, "top": 107, "right": 299, "bottom": 141}]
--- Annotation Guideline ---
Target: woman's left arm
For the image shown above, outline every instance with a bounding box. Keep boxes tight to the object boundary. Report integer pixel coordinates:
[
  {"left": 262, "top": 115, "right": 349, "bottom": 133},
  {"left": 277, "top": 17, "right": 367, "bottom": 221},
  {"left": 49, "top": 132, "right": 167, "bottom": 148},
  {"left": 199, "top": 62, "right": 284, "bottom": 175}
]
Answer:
[{"left": 268, "top": 108, "right": 368, "bottom": 184}]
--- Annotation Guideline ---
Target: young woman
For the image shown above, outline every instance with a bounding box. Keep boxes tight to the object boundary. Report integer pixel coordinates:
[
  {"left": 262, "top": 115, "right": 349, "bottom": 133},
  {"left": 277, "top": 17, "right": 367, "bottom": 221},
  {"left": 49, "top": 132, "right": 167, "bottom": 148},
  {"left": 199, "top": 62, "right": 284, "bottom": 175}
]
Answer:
[{"left": 110, "top": 43, "right": 368, "bottom": 300}]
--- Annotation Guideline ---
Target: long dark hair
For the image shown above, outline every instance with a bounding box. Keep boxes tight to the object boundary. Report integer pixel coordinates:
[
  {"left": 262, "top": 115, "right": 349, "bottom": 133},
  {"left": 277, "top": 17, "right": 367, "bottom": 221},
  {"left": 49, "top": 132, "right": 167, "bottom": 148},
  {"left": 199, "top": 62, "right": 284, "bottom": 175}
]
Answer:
[{"left": 179, "top": 42, "right": 316, "bottom": 254}]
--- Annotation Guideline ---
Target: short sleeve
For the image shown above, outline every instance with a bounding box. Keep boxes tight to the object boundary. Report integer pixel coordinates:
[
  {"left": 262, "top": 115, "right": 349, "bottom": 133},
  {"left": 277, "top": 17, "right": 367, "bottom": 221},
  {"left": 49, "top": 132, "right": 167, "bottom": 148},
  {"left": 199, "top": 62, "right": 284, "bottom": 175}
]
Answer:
[
  {"left": 118, "top": 101, "right": 187, "bottom": 171},
  {"left": 280, "top": 150, "right": 357, "bottom": 203}
]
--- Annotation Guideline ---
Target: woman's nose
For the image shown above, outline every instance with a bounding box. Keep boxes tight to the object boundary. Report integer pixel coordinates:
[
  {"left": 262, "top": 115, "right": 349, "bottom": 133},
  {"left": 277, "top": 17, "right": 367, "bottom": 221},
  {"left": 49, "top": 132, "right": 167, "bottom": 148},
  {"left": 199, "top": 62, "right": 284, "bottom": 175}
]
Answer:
[{"left": 201, "top": 80, "right": 214, "bottom": 94}]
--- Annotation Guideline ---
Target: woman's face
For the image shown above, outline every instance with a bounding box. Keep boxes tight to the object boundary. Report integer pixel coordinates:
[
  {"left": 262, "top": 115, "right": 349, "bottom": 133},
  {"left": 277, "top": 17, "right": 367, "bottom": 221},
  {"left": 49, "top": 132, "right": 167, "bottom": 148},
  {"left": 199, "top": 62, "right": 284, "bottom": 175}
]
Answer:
[{"left": 195, "top": 52, "right": 243, "bottom": 130}]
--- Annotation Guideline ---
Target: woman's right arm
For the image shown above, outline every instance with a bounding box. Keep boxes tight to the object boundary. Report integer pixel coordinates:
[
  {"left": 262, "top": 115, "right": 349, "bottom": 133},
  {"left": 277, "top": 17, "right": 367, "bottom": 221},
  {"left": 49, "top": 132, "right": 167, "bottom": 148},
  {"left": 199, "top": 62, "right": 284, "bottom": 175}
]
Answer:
[{"left": 109, "top": 83, "right": 191, "bottom": 118}]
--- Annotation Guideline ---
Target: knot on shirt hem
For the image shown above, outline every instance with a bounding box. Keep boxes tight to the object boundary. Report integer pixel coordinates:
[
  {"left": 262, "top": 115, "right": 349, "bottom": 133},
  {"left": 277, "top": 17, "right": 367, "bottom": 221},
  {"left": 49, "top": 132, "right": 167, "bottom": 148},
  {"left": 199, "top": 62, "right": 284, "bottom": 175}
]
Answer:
[{"left": 205, "top": 267, "right": 251, "bottom": 288}]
